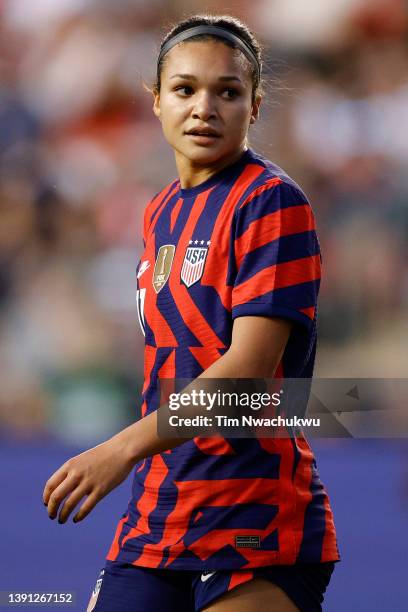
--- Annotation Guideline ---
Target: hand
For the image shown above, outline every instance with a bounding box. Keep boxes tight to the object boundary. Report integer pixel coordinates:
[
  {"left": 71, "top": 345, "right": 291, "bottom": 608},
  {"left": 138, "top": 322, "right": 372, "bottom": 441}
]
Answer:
[{"left": 43, "top": 437, "right": 135, "bottom": 524}]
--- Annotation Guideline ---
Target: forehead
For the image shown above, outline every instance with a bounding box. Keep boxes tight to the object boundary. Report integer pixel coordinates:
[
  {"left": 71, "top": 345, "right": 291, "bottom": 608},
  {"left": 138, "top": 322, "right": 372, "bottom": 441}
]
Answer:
[{"left": 161, "top": 39, "right": 252, "bottom": 83}]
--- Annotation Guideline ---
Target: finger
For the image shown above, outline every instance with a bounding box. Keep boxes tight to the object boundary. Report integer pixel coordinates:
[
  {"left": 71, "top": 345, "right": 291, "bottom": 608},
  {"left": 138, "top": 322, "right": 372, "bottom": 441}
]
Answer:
[
  {"left": 47, "top": 475, "right": 80, "bottom": 520},
  {"left": 73, "top": 491, "right": 101, "bottom": 523},
  {"left": 58, "top": 485, "right": 90, "bottom": 524},
  {"left": 43, "top": 466, "right": 69, "bottom": 505}
]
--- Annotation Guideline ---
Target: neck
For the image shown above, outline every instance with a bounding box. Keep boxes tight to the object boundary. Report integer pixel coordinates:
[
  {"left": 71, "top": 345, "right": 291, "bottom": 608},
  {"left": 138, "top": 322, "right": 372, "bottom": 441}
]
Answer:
[{"left": 175, "top": 146, "right": 248, "bottom": 190}]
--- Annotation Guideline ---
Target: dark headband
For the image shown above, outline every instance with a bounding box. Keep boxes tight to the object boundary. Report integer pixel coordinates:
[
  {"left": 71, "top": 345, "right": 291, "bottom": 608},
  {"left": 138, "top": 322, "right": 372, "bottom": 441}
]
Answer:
[{"left": 157, "top": 25, "right": 261, "bottom": 81}]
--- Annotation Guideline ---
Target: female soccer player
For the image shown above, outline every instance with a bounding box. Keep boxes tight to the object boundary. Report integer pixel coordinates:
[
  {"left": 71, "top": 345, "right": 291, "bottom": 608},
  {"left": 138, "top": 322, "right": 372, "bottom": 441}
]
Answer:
[{"left": 43, "top": 14, "right": 339, "bottom": 612}]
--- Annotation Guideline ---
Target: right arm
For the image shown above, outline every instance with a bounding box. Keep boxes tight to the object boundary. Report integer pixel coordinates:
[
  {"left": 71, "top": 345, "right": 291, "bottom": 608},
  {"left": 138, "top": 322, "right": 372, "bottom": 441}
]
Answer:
[{"left": 43, "top": 315, "right": 291, "bottom": 524}]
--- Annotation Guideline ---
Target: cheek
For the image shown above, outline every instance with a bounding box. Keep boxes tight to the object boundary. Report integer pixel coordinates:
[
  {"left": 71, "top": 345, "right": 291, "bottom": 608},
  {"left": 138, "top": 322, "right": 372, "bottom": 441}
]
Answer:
[
  {"left": 226, "top": 104, "right": 252, "bottom": 134},
  {"left": 160, "top": 100, "right": 187, "bottom": 130}
]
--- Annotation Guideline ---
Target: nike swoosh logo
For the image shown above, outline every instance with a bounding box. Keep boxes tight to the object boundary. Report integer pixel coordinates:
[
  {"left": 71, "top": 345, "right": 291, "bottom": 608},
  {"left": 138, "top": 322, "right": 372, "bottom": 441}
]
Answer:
[
  {"left": 137, "top": 261, "right": 150, "bottom": 279},
  {"left": 201, "top": 571, "right": 216, "bottom": 583}
]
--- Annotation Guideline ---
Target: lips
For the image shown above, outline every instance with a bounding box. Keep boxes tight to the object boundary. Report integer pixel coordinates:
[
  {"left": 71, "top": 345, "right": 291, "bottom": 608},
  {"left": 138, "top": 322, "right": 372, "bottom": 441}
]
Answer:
[{"left": 186, "top": 127, "right": 221, "bottom": 137}]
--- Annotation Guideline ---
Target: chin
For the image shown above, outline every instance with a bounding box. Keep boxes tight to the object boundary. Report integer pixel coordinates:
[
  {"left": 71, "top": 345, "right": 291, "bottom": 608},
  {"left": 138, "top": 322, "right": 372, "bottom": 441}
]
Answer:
[{"left": 182, "top": 144, "right": 230, "bottom": 166}]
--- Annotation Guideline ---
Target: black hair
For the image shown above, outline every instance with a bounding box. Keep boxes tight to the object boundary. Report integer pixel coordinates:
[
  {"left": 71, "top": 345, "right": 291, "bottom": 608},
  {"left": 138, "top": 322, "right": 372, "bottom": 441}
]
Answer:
[{"left": 154, "top": 14, "right": 263, "bottom": 102}]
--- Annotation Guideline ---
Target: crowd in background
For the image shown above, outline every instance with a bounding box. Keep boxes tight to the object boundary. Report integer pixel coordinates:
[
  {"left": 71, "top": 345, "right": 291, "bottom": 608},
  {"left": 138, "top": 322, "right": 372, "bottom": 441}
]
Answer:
[{"left": 0, "top": 0, "right": 407, "bottom": 442}]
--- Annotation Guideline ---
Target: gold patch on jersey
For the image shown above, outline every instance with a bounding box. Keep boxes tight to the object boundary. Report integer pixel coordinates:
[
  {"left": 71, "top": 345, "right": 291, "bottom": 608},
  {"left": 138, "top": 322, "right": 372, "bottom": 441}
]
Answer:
[{"left": 153, "top": 244, "right": 175, "bottom": 293}]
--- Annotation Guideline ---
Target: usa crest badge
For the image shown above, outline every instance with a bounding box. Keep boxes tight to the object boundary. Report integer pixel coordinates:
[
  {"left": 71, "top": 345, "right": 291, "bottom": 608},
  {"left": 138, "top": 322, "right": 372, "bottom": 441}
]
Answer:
[{"left": 181, "top": 240, "right": 210, "bottom": 287}]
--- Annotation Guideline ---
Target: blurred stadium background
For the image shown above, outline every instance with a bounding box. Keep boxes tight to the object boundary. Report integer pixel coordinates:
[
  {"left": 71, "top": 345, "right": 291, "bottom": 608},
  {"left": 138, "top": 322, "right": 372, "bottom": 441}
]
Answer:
[{"left": 0, "top": 0, "right": 407, "bottom": 609}]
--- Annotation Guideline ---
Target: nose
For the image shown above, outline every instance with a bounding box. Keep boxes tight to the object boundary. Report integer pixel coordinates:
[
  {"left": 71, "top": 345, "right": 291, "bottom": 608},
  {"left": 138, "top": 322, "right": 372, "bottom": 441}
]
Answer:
[{"left": 192, "top": 91, "right": 217, "bottom": 121}]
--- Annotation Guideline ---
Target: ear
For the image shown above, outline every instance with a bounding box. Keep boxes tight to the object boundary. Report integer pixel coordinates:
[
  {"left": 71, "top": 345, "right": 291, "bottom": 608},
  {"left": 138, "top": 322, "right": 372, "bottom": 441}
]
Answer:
[
  {"left": 249, "top": 94, "right": 262, "bottom": 125},
  {"left": 153, "top": 92, "right": 161, "bottom": 120}
]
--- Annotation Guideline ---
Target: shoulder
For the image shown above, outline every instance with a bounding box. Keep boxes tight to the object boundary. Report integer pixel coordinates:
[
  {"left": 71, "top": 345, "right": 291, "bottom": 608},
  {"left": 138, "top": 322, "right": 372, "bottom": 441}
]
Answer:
[
  {"left": 236, "top": 149, "right": 310, "bottom": 215},
  {"left": 143, "top": 178, "right": 180, "bottom": 241},
  {"left": 144, "top": 178, "right": 180, "bottom": 222}
]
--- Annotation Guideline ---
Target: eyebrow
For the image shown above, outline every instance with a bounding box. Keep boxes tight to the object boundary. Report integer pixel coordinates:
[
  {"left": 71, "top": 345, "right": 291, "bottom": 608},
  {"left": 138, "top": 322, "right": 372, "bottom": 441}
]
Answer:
[{"left": 169, "top": 73, "right": 242, "bottom": 83}]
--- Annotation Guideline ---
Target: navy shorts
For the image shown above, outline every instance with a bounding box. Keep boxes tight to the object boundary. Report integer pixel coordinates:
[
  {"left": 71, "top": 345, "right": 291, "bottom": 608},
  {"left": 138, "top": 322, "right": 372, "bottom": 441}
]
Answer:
[{"left": 87, "top": 560, "right": 335, "bottom": 612}]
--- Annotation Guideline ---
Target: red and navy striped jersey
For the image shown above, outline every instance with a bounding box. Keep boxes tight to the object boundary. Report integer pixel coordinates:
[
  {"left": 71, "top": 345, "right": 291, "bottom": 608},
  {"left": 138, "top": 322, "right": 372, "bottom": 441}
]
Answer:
[{"left": 106, "top": 148, "right": 339, "bottom": 570}]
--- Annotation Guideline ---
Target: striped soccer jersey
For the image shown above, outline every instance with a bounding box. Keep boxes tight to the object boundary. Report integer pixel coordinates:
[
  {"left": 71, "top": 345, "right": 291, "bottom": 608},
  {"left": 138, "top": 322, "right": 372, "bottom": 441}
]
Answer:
[{"left": 107, "top": 148, "right": 339, "bottom": 570}]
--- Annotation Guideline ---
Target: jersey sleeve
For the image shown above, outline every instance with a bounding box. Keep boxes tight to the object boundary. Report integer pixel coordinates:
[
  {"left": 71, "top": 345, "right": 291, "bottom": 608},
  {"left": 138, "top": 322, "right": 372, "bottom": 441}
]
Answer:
[{"left": 230, "top": 179, "right": 321, "bottom": 331}]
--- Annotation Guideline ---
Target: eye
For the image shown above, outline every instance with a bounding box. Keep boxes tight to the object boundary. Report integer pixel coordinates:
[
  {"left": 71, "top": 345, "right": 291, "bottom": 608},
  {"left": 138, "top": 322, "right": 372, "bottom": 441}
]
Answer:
[
  {"left": 221, "top": 87, "right": 239, "bottom": 99},
  {"left": 174, "top": 85, "right": 194, "bottom": 96}
]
